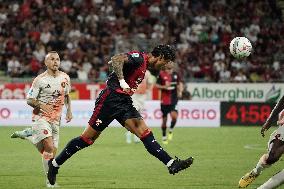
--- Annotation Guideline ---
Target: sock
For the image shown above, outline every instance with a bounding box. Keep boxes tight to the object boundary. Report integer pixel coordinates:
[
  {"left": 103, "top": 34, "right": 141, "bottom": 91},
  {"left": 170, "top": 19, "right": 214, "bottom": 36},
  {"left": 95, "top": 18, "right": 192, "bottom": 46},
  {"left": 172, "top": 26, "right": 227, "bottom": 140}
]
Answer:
[
  {"left": 257, "top": 170, "right": 284, "bottom": 189},
  {"left": 42, "top": 156, "right": 49, "bottom": 176},
  {"left": 55, "top": 136, "right": 92, "bottom": 166},
  {"left": 162, "top": 127, "right": 167, "bottom": 137},
  {"left": 126, "top": 131, "right": 132, "bottom": 143},
  {"left": 170, "top": 119, "right": 177, "bottom": 130},
  {"left": 140, "top": 129, "right": 172, "bottom": 165},
  {"left": 253, "top": 155, "right": 270, "bottom": 175}
]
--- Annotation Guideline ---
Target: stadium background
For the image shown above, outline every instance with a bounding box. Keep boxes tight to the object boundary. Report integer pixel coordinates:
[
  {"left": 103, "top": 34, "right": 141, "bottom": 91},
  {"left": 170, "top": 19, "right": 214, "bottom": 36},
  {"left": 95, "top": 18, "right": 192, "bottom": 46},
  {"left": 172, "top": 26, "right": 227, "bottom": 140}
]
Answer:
[{"left": 0, "top": 0, "right": 284, "bottom": 189}]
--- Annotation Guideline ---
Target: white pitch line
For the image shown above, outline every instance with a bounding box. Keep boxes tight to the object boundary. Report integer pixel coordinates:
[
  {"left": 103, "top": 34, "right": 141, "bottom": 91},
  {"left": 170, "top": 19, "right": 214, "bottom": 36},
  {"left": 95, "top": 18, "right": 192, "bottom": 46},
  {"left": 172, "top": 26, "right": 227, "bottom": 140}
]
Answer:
[{"left": 244, "top": 144, "right": 264, "bottom": 150}]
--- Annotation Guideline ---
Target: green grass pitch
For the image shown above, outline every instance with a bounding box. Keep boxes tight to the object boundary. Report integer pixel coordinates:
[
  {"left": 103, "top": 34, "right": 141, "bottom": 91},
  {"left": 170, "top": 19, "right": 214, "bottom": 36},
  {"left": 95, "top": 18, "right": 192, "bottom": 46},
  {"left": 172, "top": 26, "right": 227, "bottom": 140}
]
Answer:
[{"left": 0, "top": 126, "right": 283, "bottom": 189}]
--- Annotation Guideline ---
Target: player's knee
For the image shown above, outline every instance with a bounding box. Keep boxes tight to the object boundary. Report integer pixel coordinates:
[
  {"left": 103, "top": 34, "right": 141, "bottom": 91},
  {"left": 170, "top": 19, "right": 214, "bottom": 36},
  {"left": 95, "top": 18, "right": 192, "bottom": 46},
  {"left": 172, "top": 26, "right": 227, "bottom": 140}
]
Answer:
[
  {"left": 266, "top": 154, "right": 280, "bottom": 165},
  {"left": 43, "top": 140, "right": 54, "bottom": 153},
  {"left": 80, "top": 135, "right": 94, "bottom": 146},
  {"left": 42, "top": 151, "right": 54, "bottom": 160}
]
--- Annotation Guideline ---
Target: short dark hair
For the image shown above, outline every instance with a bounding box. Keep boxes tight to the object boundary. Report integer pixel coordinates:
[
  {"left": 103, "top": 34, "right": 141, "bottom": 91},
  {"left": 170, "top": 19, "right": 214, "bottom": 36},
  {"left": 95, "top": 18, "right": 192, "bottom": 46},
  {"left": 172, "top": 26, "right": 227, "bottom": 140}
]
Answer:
[{"left": 151, "top": 44, "right": 175, "bottom": 61}]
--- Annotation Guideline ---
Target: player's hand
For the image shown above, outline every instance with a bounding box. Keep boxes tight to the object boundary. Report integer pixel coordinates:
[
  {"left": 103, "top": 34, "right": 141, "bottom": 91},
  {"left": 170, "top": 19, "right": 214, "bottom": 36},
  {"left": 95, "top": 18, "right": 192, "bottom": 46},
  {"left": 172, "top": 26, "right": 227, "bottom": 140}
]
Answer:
[
  {"left": 40, "top": 103, "right": 53, "bottom": 114},
  {"left": 261, "top": 127, "right": 267, "bottom": 137},
  {"left": 119, "top": 79, "right": 131, "bottom": 93},
  {"left": 164, "top": 83, "right": 172, "bottom": 90},
  {"left": 65, "top": 111, "right": 73, "bottom": 123}
]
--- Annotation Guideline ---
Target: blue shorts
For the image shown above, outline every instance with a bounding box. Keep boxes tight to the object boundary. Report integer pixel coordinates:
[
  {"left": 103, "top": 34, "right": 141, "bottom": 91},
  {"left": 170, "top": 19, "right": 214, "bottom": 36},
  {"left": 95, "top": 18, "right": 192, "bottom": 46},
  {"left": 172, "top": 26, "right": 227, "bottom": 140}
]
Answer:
[
  {"left": 88, "top": 88, "right": 142, "bottom": 131},
  {"left": 160, "top": 104, "right": 177, "bottom": 118}
]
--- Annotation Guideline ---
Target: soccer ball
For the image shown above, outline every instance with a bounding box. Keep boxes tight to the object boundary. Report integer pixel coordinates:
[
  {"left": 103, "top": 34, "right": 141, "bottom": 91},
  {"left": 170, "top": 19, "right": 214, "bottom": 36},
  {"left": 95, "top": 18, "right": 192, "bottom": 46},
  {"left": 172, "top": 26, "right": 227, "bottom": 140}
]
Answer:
[{"left": 229, "top": 37, "right": 252, "bottom": 59}]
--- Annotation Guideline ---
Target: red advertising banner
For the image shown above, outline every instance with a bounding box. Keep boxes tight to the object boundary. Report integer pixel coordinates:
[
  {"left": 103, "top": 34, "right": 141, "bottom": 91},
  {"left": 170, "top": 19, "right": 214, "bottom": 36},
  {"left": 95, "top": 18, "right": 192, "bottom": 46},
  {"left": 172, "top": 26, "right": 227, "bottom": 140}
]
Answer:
[{"left": 0, "top": 83, "right": 160, "bottom": 100}]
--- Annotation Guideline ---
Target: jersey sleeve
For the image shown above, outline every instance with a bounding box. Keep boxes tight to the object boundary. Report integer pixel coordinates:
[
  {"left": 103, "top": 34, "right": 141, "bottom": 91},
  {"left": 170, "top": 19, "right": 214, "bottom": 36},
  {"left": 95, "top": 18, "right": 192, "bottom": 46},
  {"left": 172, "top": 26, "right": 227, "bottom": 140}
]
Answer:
[
  {"left": 27, "top": 77, "right": 41, "bottom": 99},
  {"left": 126, "top": 52, "right": 144, "bottom": 67}
]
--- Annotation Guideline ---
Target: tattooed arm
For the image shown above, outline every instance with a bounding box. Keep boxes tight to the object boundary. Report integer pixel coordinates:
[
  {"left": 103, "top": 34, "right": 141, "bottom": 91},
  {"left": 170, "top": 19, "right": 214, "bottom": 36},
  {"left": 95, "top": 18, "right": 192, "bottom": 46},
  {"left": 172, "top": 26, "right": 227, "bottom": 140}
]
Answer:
[
  {"left": 261, "top": 95, "right": 284, "bottom": 137},
  {"left": 110, "top": 53, "right": 128, "bottom": 80},
  {"left": 110, "top": 53, "right": 131, "bottom": 91}
]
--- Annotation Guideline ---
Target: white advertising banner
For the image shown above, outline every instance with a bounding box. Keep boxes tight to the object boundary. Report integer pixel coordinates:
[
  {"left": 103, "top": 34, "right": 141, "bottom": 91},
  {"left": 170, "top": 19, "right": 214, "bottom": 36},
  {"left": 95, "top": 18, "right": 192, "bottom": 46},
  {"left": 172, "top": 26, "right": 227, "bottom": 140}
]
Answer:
[
  {"left": 186, "top": 83, "right": 284, "bottom": 102},
  {"left": 0, "top": 100, "right": 220, "bottom": 127}
]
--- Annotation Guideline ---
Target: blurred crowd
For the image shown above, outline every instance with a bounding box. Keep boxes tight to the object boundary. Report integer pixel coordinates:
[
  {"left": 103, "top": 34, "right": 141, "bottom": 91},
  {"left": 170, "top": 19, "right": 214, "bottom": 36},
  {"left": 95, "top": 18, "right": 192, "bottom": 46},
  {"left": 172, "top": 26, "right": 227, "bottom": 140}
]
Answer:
[{"left": 0, "top": 0, "right": 283, "bottom": 83}]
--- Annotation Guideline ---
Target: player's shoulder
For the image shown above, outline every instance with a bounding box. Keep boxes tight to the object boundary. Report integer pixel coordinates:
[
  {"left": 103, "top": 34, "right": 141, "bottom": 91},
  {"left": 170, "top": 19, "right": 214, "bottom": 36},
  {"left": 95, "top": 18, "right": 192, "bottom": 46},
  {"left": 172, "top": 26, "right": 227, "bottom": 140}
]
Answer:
[
  {"left": 33, "top": 71, "right": 48, "bottom": 82},
  {"left": 59, "top": 71, "right": 70, "bottom": 79},
  {"left": 127, "top": 51, "right": 145, "bottom": 59}
]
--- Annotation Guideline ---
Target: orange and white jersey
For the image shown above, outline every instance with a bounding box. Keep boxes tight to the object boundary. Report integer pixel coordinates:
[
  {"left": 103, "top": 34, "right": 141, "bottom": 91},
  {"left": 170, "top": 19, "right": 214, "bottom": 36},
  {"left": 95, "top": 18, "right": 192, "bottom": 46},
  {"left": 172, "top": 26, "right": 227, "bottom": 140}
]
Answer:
[
  {"left": 27, "top": 71, "right": 70, "bottom": 124},
  {"left": 132, "top": 70, "right": 154, "bottom": 112}
]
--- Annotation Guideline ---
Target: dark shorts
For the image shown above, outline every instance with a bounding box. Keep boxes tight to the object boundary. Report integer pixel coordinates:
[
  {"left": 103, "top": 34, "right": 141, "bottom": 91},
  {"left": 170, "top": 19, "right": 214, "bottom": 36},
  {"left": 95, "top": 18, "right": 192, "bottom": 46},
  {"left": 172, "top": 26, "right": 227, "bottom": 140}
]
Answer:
[
  {"left": 161, "top": 104, "right": 178, "bottom": 117},
  {"left": 88, "top": 88, "right": 142, "bottom": 132}
]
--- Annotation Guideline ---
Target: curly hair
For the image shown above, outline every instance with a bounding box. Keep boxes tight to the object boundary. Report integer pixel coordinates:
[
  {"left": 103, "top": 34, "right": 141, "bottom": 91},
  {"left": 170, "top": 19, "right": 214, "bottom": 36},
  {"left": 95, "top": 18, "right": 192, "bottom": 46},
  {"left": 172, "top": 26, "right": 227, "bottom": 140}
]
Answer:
[{"left": 151, "top": 44, "right": 175, "bottom": 61}]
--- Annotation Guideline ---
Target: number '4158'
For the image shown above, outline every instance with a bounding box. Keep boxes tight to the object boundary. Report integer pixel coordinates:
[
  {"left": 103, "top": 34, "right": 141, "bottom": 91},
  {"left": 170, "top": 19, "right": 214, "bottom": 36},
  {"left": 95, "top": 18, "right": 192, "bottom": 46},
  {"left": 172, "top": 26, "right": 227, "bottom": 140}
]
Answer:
[{"left": 225, "top": 104, "right": 271, "bottom": 124}]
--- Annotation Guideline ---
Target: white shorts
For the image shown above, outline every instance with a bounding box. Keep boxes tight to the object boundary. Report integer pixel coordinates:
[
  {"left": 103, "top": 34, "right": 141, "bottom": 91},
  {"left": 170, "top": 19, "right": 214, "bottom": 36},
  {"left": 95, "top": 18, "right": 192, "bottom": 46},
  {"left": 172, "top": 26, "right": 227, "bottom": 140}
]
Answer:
[
  {"left": 32, "top": 117, "right": 60, "bottom": 149},
  {"left": 268, "top": 126, "right": 284, "bottom": 151}
]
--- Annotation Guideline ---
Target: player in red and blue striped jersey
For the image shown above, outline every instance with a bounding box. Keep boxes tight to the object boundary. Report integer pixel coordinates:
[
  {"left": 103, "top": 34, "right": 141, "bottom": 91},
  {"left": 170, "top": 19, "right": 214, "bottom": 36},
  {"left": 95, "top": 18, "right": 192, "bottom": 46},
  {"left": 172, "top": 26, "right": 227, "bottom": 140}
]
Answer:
[
  {"left": 156, "top": 61, "right": 183, "bottom": 144},
  {"left": 47, "top": 45, "right": 193, "bottom": 187}
]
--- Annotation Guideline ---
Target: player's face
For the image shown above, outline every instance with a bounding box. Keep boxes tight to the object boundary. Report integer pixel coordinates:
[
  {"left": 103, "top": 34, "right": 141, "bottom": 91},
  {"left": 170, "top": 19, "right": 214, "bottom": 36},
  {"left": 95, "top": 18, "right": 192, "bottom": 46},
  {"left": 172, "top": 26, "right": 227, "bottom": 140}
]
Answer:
[
  {"left": 164, "top": 62, "right": 174, "bottom": 73},
  {"left": 45, "top": 53, "right": 60, "bottom": 72},
  {"left": 153, "top": 56, "right": 170, "bottom": 70}
]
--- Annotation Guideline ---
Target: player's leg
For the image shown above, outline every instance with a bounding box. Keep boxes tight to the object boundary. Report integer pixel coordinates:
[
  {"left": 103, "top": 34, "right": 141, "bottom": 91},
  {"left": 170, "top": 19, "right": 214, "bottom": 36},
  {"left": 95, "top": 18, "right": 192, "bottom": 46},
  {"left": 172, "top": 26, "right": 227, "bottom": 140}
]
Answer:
[
  {"left": 48, "top": 125, "right": 100, "bottom": 185},
  {"left": 11, "top": 127, "right": 33, "bottom": 140},
  {"left": 126, "top": 131, "right": 132, "bottom": 143},
  {"left": 257, "top": 169, "right": 284, "bottom": 189},
  {"left": 161, "top": 116, "right": 168, "bottom": 144},
  {"left": 160, "top": 105, "right": 168, "bottom": 144},
  {"left": 124, "top": 118, "right": 193, "bottom": 175},
  {"left": 168, "top": 108, "right": 178, "bottom": 141},
  {"left": 239, "top": 139, "right": 284, "bottom": 188},
  {"left": 48, "top": 88, "right": 114, "bottom": 185}
]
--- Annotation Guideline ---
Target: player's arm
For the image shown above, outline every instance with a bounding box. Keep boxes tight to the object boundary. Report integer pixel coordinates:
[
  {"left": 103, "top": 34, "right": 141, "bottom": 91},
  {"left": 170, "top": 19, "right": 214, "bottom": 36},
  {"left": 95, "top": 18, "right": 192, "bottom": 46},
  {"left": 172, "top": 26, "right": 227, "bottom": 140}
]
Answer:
[
  {"left": 155, "top": 83, "right": 171, "bottom": 90},
  {"left": 27, "top": 98, "right": 41, "bottom": 109},
  {"left": 64, "top": 94, "right": 72, "bottom": 123},
  {"left": 261, "top": 95, "right": 284, "bottom": 137},
  {"left": 64, "top": 75, "right": 72, "bottom": 123},
  {"left": 177, "top": 73, "right": 183, "bottom": 98},
  {"left": 177, "top": 82, "right": 183, "bottom": 98},
  {"left": 26, "top": 78, "right": 53, "bottom": 113},
  {"left": 109, "top": 53, "right": 130, "bottom": 91}
]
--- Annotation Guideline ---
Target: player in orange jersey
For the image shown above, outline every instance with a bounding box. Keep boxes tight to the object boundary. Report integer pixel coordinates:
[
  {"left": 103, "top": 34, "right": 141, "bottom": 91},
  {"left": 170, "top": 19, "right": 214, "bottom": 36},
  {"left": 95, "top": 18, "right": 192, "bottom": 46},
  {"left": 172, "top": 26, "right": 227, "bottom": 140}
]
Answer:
[{"left": 11, "top": 51, "right": 72, "bottom": 187}]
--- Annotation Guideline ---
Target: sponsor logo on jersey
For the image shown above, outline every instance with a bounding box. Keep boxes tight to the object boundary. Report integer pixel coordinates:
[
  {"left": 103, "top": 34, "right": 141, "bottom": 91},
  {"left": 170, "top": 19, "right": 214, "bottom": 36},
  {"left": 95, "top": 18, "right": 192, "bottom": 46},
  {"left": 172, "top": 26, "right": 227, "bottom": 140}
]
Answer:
[
  {"left": 45, "top": 84, "right": 51, "bottom": 89},
  {"left": 96, "top": 119, "right": 102, "bottom": 126}
]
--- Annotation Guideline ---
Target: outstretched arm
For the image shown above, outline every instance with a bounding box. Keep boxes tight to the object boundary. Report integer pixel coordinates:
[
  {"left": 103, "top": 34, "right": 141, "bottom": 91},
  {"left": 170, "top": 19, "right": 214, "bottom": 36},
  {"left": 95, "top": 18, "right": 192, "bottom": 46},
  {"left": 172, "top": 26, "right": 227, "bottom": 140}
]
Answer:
[{"left": 261, "top": 95, "right": 284, "bottom": 137}]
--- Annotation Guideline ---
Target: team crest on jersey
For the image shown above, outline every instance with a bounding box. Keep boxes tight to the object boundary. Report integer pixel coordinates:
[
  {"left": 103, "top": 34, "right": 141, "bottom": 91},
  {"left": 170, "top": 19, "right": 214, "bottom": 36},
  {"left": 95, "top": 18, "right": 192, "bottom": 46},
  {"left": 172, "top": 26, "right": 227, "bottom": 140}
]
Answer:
[
  {"left": 174, "top": 75, "right": 177, "bottom": 79},
  {"left": 96, "top": 119, "right": 102, "bottom": 126},
  {"left": 43, "top": 129, "right": 48, "bottom": 135}
]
